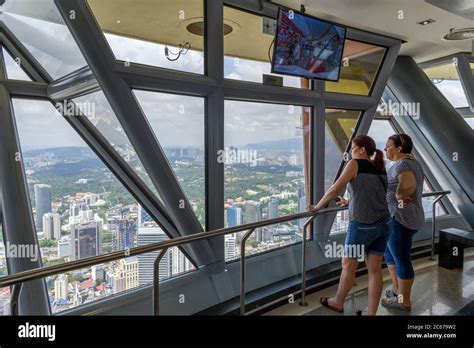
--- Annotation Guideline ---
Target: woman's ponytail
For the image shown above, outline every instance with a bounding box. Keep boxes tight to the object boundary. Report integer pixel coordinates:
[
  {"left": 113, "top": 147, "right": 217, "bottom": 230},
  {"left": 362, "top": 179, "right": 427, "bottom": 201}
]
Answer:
[{"left": 373, "top": 149, "right": 385, "bottom": 173}]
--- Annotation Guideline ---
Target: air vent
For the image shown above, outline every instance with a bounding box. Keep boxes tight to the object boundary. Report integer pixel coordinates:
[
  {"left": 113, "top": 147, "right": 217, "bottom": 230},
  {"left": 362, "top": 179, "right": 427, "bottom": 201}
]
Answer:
[{"left": 442, "top": 28, "right": 474, "bottom": 40}]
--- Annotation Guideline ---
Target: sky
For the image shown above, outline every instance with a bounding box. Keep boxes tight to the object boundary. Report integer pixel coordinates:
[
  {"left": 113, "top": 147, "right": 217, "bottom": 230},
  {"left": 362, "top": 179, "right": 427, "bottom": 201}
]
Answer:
[{"left": 5, "top": 11, "right": 472, "bottom": 151}]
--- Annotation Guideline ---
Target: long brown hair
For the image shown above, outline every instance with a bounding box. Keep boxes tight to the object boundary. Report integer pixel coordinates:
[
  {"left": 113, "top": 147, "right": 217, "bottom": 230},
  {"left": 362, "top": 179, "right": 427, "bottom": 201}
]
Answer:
[{"left": 352, "top": 135, "right": 385, "bottom": 173}]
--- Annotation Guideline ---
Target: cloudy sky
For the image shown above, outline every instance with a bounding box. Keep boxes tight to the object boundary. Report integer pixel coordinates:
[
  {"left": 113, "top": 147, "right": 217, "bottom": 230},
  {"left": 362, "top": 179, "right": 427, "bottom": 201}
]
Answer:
[{"left": 5, "top": 10, "right": 471, "bottom": 152}]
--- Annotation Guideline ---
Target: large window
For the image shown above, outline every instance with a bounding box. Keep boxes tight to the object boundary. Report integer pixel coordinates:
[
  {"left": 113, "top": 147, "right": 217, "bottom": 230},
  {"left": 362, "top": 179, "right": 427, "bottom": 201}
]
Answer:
[
  {"left": 12, "top": 98, "right": 193, "bottom": 313},
  {"left": 2, "top": 47, "right": 32, "bottom": 81},
  {"left": 324, "top": 109, "right": 361, "bottom": 190},
  {"left": 73, "top": 91, "right": 160, "bottom": 199},
  {"left": 223, "top": 6, "right": 309, "bottom": 89},
  {"left": 224, "top": 100, "right": 310, "bottom": 260},
  {"left": 133, "top": 90, "right": 205, "bottom": 227},
  {"left": 424, "top": 63, "right": 469, "bottom": 109},
  {"left": 1, "top": 0, "right": 87, "bottom": 79},
  {"left": 326, "top": 40, "right": 386, "bottom": 95},
  {"left": 88, "top": 0, "right": 204, "bottom": 74}
]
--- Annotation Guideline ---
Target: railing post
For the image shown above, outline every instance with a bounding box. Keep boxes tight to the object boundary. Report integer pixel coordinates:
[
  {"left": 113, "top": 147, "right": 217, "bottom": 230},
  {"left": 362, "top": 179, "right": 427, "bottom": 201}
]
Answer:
[
  {"left": 153, "top": 248, "right": 167, "bottom": 316},
  {"left": 300, "top": 215, "right": 316, "bottom": 307},
  {"left": 240, "top": 228, "right": 255, "bottom": 316},
  {"left": 10, "top": 283, "right": 22, "bottom": 316},
  {"left": 430, "top": 194, "right": 445, "bottom": 261}
]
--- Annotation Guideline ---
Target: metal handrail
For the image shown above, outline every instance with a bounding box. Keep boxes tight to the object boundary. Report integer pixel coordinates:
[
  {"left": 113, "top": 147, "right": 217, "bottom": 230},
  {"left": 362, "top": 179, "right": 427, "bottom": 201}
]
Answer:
[
  {"left": 0, "top": 191, "right": 450, "bottom": 315},
  {"left": 428, "top": 190, "right": 451, "bottom": 260}
]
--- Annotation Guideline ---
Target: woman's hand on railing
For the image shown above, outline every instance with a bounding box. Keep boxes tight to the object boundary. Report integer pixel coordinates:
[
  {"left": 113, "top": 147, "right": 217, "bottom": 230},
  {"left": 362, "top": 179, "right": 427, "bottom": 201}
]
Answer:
[
  {"left": 307, "top": 204, "right": 319, "bottom": 212},
  {"left": 335, "top": 196, "right": 348, "bottom": 207}
]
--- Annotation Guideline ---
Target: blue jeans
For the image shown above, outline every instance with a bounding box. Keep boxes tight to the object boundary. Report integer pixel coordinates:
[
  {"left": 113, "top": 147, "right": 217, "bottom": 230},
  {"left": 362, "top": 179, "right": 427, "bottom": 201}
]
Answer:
[
  {"left": 345, "top": 214, "right": 393, "bottom": 259},
  {"left": 384, "top": 219, "right": 418, "bottom": 279}
]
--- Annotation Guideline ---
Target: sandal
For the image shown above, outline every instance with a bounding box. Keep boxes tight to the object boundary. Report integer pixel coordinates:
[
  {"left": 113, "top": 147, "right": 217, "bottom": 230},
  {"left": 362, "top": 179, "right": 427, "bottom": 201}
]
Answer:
[
  {"left": 320, "top": 297, "right": 344, "bottom": 313},
  {"left": 385, "top": 289, "right": 398, "bottom": 298},
  {"left": 381, "top": 296, "right": 411, "bottom": 311}
]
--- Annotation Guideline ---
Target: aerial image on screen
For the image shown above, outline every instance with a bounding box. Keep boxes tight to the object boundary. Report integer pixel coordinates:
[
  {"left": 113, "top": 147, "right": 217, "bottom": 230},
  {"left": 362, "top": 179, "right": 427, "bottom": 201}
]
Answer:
[{"left": 272, "top": 8, "right": 346, "bottom": 81}]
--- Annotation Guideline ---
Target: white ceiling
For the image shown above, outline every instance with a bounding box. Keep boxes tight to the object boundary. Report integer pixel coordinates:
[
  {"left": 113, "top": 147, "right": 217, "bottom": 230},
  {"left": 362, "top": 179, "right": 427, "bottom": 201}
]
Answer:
[{"left": 274, "top": 0, "right": 473, "bottom": 63}]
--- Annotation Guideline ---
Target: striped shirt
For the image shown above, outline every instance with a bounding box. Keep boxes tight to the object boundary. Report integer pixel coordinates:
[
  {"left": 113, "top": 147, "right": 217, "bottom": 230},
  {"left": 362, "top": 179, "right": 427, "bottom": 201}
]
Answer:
[{"left": 387, "top": 157, "right": 425, "bottom": 230}]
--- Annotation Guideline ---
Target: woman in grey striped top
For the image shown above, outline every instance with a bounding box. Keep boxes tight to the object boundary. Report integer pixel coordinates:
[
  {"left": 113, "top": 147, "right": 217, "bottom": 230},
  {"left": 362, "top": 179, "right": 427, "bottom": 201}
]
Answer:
[{"left": 381, "top": 133, "right": 424, "bottom": 311}]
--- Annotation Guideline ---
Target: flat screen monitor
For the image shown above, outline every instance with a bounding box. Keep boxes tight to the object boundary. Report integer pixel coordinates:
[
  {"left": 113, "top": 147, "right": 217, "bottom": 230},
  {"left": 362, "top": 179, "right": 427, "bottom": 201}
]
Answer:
[{"left": 271, "top": 7, "right": 346, "bottom": 82}]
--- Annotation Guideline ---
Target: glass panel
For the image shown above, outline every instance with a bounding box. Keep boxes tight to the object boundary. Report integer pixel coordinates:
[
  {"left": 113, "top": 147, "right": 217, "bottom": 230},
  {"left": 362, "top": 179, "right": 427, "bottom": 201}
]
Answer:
[
  {"left": 133, "top": 90, "right": 205, "bottom": 227},
  {"left": 224, "top": 6, "right": 310, "bottom": 89},
  {"left": 2, "top": 47, "right": 32, "bottom": 81},
  {"left": 87, "top": 0, "right": 204, "bottom": 74},
  {"left": 0, "top": 224, "right": 9, "bottom": 315},
  {"left": 0, "top": 0, "right": 87, "bottom": 79},
  {"left": 324, "top": 109, "right": 360, "bottom": 190},
  {"left": 326, "top": 39, "right": 386, "bottom": 95},
  {"left": 11, "top": 98, "right": 193, "bottom": 313},
  {"left": 224, "top": 100, "right": 310, "bottom": 260},
  {"left": 424, "top": 63, "right": 469, "bottom": 108},
  {"left": 73, "top": 91, "right": 160, "bottom": 199}
]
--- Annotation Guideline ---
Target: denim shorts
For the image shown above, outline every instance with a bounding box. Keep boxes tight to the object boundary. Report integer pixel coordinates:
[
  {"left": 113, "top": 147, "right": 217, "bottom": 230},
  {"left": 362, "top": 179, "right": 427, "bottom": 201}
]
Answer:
[{"left": 345, "top": 214, "right": 393, "bottom": 259}]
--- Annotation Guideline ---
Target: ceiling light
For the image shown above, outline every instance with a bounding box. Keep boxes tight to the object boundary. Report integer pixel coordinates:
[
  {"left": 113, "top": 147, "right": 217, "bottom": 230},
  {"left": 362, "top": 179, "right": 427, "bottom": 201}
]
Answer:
[
  {"left": 417, "top": 19, "right": 436, "bottom": 25},
  {"left": 443, "top": 28, "right": 474, "bottom": 40},
  {"left": 186, "top": 21, "right": 233, "bottom": 36}
]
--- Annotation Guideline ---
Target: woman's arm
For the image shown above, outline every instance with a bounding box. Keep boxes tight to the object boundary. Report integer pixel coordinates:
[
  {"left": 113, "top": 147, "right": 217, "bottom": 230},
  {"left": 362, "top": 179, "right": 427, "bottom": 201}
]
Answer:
[
  {"left": 396, "top": 171, "right": 416, "bottom": 200},
  {"left": 311, "top": 159, "right": 358, "bottom": 211}
]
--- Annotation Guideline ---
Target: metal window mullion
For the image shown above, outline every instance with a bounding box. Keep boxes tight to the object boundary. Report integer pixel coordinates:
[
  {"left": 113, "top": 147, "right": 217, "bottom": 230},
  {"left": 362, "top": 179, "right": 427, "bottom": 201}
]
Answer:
[{"left": 0, "top": 84, "right": 50, "bottom": 314}]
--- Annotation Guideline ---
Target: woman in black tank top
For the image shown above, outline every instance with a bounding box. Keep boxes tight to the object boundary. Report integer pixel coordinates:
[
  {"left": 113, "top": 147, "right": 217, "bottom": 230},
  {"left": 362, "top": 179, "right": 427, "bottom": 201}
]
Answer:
[{"left": 309, "top": 135, "right": 392, "bottom": 315}]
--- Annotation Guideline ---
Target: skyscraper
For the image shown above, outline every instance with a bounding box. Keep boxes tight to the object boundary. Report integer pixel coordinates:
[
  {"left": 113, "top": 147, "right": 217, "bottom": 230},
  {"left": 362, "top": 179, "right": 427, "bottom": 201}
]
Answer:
[
  {"left": 297, "top": 187, "right": 307, "bottom": 228},
  {"left": 112, "top": 219, "right": 135, "bottom": 250},
  {"left": 43, "top": 212, "right": 61, "bottom": 240},
  {"left": 226, "top": 205, "right": 242, "bottom": 228},
  {"left": 224, "top": 233, "right": 237, "bottom": 260},
  {"left": 268, "top": 196, "right": 279, "bottom": 219},
  {"left": 108, "top": 257, "right": 139, "bottom": 293},
  {"left": 243, "top": 201, "right": 262, "bottom": 242},
  {"left": 137, "top": 226, "right": 171, "bottom": 285},
  {"left": 34, "top": 184, "right": 52, "bottom": 231},
  {"left": 70, "top": 221, "right": 102, "bottom": 261},
  {"left": 54, "top": 274, "right": 68, "bottom": 301},
  {"left": 171, "top": 247, "right": 193, "bottom": 275}
]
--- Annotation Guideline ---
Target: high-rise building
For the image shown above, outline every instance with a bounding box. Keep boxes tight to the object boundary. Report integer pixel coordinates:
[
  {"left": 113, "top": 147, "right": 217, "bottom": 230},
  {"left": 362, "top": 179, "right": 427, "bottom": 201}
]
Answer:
[
  {"left": 136, "top": 226, "right": 171, "bottom": 285},
  {"left": 297, "top": 187, "right": 307, "bottom": 228},
  {"left": 70, "top": 221, "right": 102, "bottom": 261},
  {"left": 54, "top": 274, "right": 68, "bottom": 301},
  {"left": 171, "top": 247, "right": 193, "bottom": 275},
  {"left": 268, "top": 196, "right": 279, "bottom": 219},
  {"left": 224, "top": 233, "right": 237, "bottom": 260},
  {"left": 34, "top": 184, "right": 52, "bottom": 231},
  {"left": 108, "top": 257, "right": 139, "bottom": 293},
  {"left": 226, "top": 205, "right": 242, "bottom": 228},
  {"left": 112, "top": 219, "right": 135, "bottom": 250},
  {"left": 57, "top": 237, "right": 70, "bottom": 258},
  {"left": 43, "top": 212, "right": 61, "bottom": 240},
  {"left": 243, "top": 201, "right": 262, "bottom": 242}
]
